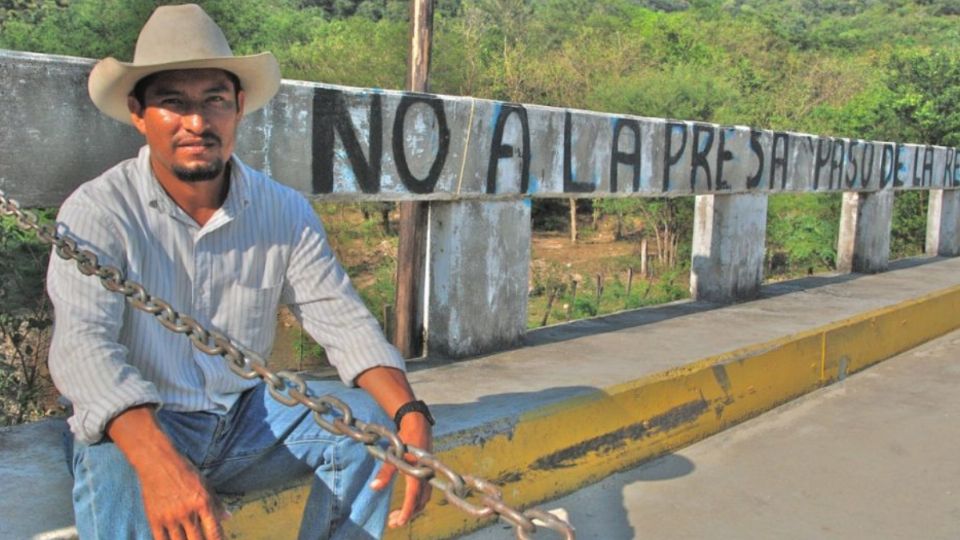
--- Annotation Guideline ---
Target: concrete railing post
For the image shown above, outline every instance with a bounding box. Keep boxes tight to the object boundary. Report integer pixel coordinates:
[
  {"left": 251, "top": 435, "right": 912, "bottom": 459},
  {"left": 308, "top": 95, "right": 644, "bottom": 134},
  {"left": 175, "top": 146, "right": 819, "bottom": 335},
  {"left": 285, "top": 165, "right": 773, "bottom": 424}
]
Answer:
[
  {"left": 425, "top": 200, "right": 531, "bottom": 358},
  {"left": 690, "top": 193, "right": 768, "bottom": 303},
  {"left": 836, "top": 191, "right": 894, "bottom": 273},
  {"left": 925, "top": 189, "right": 960, "bottom": 256}
]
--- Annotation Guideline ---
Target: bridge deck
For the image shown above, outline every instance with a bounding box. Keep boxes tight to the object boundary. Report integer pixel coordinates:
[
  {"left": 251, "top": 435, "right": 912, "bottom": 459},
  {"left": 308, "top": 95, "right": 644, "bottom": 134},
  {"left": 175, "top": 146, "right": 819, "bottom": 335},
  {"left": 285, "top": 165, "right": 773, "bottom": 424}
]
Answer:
[
  {"left": 466, "top": 327, "right": 960, "bottom": 539},
  {"left": 3, "top": 256, "right": 960, "bottom": 539}
]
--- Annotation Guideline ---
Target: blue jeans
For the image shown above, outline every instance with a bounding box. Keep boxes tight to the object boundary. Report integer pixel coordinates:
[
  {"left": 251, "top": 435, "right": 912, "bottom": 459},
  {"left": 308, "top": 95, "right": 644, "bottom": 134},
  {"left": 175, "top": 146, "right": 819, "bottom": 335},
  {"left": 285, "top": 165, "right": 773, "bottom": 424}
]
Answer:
[{"left": 69, "top": 381, "right": 393, "bottom": 539}]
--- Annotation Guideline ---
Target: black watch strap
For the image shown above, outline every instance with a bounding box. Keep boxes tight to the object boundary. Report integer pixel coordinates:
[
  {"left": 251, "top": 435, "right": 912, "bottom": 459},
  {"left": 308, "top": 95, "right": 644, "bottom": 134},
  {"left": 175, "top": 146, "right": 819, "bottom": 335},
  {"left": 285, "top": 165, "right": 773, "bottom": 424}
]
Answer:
[{"left": 393, "top": 399, "right": 435, "bottom": 429}]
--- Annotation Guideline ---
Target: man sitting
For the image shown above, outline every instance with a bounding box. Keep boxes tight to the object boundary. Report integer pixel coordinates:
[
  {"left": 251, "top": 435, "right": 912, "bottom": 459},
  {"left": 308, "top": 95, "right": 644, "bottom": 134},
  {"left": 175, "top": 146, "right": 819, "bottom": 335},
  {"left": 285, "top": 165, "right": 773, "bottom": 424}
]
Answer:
[{"left": 48, "top": 4, "right": 433, "bottom": 538}]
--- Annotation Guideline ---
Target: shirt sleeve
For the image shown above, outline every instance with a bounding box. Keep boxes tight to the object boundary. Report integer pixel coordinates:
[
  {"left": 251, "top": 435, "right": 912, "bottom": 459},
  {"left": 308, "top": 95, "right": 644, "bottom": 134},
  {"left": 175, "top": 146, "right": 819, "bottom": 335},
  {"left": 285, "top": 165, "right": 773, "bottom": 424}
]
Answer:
[
  {"left": 282, "top": 197, "right": 405, "bottom": 385},
  {"left": 47, "top": 188, "right": 161, "bottom": 445}
]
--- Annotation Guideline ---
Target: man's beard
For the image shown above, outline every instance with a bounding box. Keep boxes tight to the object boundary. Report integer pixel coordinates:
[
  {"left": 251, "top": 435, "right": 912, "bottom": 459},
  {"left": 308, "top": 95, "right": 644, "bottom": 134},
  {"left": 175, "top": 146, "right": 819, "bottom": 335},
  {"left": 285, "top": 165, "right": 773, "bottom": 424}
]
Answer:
[{"left": 172, "top": 159, "right": 224, "bottom": 182}]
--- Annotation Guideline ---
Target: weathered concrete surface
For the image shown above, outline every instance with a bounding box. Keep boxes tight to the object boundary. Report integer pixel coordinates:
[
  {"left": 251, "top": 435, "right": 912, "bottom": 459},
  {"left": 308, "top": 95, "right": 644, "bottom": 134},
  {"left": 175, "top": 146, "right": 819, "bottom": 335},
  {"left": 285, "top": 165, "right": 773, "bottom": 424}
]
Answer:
[
  {"left": 466, "top": 328, "right": 960, "bottom": 540},
  {"left": 0, "top": 52, "right": 143, "bottom": 206},
  {"left": 690, "top": 193, "right": 767, "bottom": 302},
  {"left": 4, "top": 50, "right": 960, "bottom": 206},
  {"left": 0, "top": 419, "right": 74, "bottom": 540},
  {"left": 926, "top": 188, "right": 960, "bottom": 256},
  {"left": 6, "top": 257, "right": 960, "bottom": 539},
  {"left": 426, "top": 200, "right": 531, "bottom": 358},
  {"left": 837, "top": 190, "right": 894, "bottom": 273}
]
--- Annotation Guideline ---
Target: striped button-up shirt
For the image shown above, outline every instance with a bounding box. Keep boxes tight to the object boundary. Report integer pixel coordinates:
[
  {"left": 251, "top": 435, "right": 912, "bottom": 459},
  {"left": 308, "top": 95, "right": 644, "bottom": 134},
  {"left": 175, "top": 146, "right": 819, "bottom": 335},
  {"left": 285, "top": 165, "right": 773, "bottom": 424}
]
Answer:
[{"left": 48, "top": 146, "right": 405, "bottom": 444}]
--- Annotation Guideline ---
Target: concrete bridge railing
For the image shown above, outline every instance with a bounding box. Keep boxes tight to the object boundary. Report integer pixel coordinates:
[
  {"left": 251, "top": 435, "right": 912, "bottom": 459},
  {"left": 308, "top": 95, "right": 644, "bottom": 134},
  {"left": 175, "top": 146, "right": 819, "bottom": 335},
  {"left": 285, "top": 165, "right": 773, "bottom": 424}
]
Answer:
[{"left": 3, "top": 49, "right": 960, "bottom": 359}]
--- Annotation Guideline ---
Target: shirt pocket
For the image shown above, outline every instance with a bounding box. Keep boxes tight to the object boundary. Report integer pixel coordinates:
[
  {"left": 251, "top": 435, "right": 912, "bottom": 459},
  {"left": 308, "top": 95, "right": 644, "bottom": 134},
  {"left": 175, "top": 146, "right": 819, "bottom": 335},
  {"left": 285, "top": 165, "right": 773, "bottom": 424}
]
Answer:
[{"left": 215, "top": 281, "right": 284, "bottom": 359}]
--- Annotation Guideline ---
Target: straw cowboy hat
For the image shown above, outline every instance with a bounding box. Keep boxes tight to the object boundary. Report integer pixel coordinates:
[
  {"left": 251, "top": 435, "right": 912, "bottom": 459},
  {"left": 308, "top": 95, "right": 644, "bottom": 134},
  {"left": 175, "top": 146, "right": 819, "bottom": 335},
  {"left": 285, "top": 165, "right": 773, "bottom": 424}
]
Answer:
[{"left": 88, "top": 3, "right": 281, "bottom": 125}]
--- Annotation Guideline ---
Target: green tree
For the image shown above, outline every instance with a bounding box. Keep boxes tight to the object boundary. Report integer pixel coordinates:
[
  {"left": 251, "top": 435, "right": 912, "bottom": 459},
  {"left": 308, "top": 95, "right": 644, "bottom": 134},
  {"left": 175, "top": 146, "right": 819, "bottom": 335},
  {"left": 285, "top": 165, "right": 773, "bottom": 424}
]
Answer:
[
  {"left": 593, "top": 198, "right": 644, "bottom": 240},
  {"left": 636, "top": 199, "right": 694, "bottom": 269},
  {"left": 766, "top": 194, "right": 840, "bottom": 275},
  {"left": 884, "top": 49, "right": 960, "bottom": 146},
  {"left": 891, "top": 191, "right": 927, "bottom": 259}
]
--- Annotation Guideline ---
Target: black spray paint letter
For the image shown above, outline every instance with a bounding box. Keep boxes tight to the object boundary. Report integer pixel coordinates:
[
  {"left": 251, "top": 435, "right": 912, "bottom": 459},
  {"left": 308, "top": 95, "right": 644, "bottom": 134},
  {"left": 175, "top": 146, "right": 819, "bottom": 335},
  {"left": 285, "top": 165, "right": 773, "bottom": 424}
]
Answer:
[
  {"left": 486, "top": 104, "right": 531, "bottom": 194},
  {"left": 916, "top": 146, "right": 934, "bottom": 187},
  {"left": 747, "top": 129, "right": 764, "bottom": 189},
  {"left": 715, "top": 128, "right": 733, "bottom": 190},
  {"left": 392, "top": 94, "right": 451, "bottom": 194},
  {"left": 830, "top": 138, "right": 845, "bottom": 189},
  {"left": 859, "top": 142, "right": 876, "bottom": 188},
  {"left": 880, "top": 143, "right": 895, "bottom": 189},
  {"left": 312, "top": 88, "right": 382, "bottom": 194},
  {"left": 770, "top": 132, "right": 790, "bottom": 189},
  {"left": 814, "top": 137, "right": 833, "bottom": 190},
  {"left": 954, "top": 147, "right": 960, "bottom": 187},
  {"left": 690, "top": 124, "right": 714, "bottom": 191},
  {"left": 563, "top": 111, "right": 595, "bottom": 193},
  {"left": 663, "top": 122, "right": 687, "bottom": 192},
  {"left": 845, "top": 140, "right": 859, "bottom": 188},
  {"left": 610, "top": 118, "right": 643, "bottom": 193},
  {"left": 941, "top": 148, "right": 955, "bottom": 187},
  {"left": 944, "top": 148, "right": 960, "bottom": 188}
]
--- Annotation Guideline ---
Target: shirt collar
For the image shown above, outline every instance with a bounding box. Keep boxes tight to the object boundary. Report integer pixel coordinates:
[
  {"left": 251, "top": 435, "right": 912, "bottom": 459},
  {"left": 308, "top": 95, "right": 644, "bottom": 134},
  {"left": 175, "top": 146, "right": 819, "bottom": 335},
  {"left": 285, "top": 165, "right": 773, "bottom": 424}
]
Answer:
[{"left": 136, "top": 145, "right": 252, "bottom": 227}]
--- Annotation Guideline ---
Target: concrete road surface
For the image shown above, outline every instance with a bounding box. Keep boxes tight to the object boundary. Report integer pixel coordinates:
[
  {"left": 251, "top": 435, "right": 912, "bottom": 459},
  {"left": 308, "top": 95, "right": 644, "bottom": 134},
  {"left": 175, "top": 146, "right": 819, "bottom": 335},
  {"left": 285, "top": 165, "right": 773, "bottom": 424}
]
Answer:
[{"left": 465, "top": 328, "right": 960, "bottom": 540}]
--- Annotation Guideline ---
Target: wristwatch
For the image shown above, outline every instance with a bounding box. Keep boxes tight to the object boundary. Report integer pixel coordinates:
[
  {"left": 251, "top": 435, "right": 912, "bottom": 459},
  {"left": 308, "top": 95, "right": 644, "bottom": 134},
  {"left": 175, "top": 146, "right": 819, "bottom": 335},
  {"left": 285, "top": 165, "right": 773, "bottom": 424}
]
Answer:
[{"left": 393, "top": 399, "right": 435, "bottom": 430}]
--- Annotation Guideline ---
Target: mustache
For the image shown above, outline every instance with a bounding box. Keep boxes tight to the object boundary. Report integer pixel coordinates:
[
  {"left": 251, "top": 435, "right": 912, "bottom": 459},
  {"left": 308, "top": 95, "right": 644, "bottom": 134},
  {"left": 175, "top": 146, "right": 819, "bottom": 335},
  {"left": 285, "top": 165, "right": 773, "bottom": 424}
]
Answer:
[{"left": 174, "top": 133, "right": 222, "bottom": 147}]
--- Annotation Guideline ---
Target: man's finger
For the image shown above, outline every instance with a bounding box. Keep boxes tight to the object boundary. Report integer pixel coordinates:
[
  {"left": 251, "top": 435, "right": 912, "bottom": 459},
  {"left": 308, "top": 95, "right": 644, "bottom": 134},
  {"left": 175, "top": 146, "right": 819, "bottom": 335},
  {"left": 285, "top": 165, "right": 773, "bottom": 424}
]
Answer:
[
  {"left": 181, "top": 515, "right": 204, "bottom": 540},
  {"left": 151, "top": 523, "right": 168, "bottom": 540},
  {"left": 168, "top": 523, "right": 188, "bottom": 540},
  {"left": 388, "top": 477, "right": 424, "bottom": 528},
  {"left": 370, "top": 462, "right": 396, "bottom": 491},
  {"left": 198, "top": 505, "right": 225, "bottom": 540}
]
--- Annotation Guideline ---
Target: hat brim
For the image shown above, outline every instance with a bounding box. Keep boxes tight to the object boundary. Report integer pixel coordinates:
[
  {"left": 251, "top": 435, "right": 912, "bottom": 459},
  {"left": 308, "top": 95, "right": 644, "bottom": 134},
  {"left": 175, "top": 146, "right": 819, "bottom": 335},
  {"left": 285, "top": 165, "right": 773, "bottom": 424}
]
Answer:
[{"left": 88, "top": 53, "right": 281, "bottom": 125}]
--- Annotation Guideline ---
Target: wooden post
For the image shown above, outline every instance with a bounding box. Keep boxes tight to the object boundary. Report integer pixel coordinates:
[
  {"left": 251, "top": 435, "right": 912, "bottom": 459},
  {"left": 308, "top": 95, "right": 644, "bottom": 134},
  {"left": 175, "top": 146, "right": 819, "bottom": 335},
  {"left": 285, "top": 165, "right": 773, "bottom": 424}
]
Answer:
[
  {"left": 541, "top": 287, "right": 559, "bottom": 327},
  {"left": 626, "top": 267, "right": 634, "bottom": 307},
  {"left": 569, "top": 198, "right": 577, "bottom": 244},
  {"left": 640, "top": 237, "right": 648, "bottom": 277},
  {"left": 595, "top": 273, "right": 604, "bottom": 312},
  {"left": 569, "top": 280, "right": 578, "bottom": 320},
  {"left": 393, "top": 0, "right": 434, "bottom": 358}
]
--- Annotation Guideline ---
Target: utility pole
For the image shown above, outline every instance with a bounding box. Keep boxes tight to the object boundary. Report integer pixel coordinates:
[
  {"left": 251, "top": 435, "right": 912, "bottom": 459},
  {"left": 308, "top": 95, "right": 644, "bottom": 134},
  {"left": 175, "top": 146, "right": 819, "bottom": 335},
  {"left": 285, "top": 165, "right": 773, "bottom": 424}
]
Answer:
[{"left": 393, "top": 0, "right": 434, "bottom": 358}]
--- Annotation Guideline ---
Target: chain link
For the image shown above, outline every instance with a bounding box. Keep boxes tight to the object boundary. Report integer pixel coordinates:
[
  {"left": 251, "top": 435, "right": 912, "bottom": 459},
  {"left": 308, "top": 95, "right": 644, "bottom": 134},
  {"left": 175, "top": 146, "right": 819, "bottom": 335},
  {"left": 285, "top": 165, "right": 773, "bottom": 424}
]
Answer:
[{"left": 0, "top": 190, "right": 575, "bottom": 539}]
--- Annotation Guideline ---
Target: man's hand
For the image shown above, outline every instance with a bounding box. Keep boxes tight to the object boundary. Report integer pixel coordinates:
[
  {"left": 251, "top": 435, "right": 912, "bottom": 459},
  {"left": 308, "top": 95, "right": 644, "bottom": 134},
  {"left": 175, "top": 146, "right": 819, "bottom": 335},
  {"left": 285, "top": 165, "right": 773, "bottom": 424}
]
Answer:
[
  {"left": 137, "top": 449, "right": 226, "bottom": 540},
  {"left": 369, "top": 412, "right": 433, "bottom": 528},
  {"left": 355, "top": 366, "right": 435, "bottom": 528},
  {"left": 107, "top": 405, "right": 227, "bottom": 540}
]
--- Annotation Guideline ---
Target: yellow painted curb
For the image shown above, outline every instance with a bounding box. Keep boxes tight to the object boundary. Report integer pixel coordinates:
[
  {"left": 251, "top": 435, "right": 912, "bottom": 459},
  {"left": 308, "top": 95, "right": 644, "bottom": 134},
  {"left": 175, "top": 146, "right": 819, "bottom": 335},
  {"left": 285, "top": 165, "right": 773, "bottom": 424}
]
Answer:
[{"left": 225, "top": 285, "right": 960, "bottom": 540}]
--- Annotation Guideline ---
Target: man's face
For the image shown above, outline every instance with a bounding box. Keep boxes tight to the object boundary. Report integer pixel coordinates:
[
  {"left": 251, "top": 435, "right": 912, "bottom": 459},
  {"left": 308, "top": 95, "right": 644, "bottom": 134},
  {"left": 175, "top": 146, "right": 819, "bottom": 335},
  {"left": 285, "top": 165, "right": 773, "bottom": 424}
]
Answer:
[{"left": 128, "top": 69, "right": 245, "bottom": 183}]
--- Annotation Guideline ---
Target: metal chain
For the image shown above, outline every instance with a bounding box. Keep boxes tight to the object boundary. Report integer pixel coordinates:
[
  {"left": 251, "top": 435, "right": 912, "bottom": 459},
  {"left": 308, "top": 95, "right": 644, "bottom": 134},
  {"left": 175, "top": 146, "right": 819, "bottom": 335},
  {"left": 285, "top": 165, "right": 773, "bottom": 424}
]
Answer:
[{"left": 0, "top": 190, "right": 575, "bottom": 539}]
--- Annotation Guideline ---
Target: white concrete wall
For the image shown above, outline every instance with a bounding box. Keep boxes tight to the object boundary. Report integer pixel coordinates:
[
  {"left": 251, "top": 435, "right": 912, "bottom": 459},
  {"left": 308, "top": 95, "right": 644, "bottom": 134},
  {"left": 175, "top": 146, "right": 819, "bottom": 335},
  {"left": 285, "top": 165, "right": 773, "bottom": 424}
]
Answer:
[
  {"left": 690, "top": 194, "right": 768, "bottom": 302},
  {"left": 926, "top": 189, "right": 960, "bottom": 256},
  {"left": 0, "top": 419, "right": 75, "bottom": 539},
  {"left": 426, "top": 200, "right": 531, "bottom": 357},
  {"left": 837, "top": 191, "right": 894, "bottom": 274}
]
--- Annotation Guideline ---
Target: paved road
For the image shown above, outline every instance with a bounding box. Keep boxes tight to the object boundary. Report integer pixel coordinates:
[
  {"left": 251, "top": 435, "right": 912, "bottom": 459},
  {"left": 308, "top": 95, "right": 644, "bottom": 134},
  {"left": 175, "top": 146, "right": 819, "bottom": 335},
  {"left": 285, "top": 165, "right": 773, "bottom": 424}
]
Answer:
[{"left": 465, "top": 328, "right": 960, "bottom": 540}]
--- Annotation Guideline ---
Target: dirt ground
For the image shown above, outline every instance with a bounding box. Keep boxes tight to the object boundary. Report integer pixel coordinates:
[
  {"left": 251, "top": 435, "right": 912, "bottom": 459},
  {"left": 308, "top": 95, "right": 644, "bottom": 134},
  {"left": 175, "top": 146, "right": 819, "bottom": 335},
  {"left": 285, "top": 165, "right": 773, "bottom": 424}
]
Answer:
[{"left": 532, "top": 231, "right": 639, "bottom": 271}]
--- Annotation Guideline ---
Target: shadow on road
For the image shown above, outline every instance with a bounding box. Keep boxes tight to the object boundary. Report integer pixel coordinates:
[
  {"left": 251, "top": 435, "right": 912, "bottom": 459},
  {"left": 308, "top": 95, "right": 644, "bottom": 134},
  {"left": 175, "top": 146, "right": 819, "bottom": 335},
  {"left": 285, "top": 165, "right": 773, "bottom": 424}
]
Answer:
[{"left": 462, "top": 452, "right": 696, "bottom": 540}]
